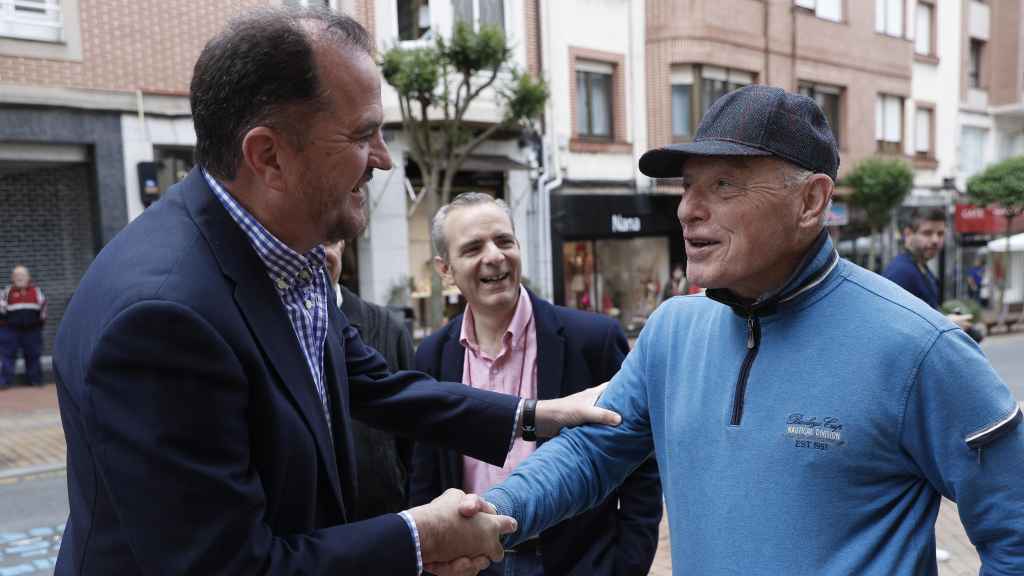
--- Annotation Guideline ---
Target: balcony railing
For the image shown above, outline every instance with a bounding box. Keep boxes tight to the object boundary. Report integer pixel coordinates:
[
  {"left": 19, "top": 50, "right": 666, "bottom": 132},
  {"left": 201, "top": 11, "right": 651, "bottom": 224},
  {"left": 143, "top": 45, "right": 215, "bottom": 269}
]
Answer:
[{"left": 0, "top": 0, "right": 63, "bottom": 43}]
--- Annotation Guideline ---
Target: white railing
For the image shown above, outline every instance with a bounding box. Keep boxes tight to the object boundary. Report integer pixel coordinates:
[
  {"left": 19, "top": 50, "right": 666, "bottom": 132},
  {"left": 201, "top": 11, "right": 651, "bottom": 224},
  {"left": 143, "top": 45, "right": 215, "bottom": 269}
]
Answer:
[{"left": 0, "top": 0, "right": 63, "bottom": 43}]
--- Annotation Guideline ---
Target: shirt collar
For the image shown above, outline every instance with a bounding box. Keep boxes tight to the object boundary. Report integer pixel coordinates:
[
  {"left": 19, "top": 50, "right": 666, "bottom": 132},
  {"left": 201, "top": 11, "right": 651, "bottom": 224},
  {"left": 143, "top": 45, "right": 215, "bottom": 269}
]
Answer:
[
  {"left": 459, "top": 285, "right": 533, "bottom": 353},
  {"left": 202, "top": 168, "right": 326, "bottom": 290},
  {"left": 706, "top": 229, "right": 839, "bottom": 316}
]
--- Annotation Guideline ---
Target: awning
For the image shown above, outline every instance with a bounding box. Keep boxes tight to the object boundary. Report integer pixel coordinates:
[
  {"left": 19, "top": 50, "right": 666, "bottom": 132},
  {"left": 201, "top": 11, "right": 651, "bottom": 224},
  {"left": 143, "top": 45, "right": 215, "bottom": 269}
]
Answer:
[
  {"left": 988, "top": 232, "right": 1024, "bottom": 253},
  {"left": 458, "top": 154, "right": 530, "bottom": 172}
]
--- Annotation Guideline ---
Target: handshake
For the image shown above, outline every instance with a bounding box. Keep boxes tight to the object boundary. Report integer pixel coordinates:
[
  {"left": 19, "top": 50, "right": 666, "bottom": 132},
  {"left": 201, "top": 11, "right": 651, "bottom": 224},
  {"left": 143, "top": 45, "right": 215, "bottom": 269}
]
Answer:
[{"left": 408, "top": 488, "right": 518, "bottom": 576}]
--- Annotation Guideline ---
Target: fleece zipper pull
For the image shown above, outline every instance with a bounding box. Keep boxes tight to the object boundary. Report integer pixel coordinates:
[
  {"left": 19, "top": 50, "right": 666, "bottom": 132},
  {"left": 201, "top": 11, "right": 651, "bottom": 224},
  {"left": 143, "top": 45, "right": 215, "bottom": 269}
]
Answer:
[{"left": 731, "top": 314, "right": 761, "bottom": 426}]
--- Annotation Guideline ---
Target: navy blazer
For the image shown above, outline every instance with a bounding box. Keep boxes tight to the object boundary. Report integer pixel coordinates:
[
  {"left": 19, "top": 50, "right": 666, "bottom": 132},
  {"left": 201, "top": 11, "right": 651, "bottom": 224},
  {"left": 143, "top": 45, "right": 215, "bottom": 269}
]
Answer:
[
  {"left": 410, "top": 291, "right": 663, "bottom": 576},
  {"left": 53, "top": 168, "right": 519, "bottom": 575}
]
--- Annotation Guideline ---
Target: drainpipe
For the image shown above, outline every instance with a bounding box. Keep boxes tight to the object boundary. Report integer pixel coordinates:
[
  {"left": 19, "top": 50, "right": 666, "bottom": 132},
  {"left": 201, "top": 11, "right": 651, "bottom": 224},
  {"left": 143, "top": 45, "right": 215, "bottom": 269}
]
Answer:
[
  {"left": 532, "top": 0, "right": 563, "bottom": 301},
  {"left": 790, "top": 1, "right": 797, "bottom": 90},
  {"left": 763, "top": 0, "right": 770, "bottom": 85}
]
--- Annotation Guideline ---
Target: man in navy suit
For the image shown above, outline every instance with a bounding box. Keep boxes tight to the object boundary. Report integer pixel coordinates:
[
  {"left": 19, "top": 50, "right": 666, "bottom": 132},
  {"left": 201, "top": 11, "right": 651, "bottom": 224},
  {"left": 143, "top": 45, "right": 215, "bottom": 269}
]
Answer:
[
  {"left": 53, "top": 8, "right": 618, "bottom": 575},
  {"left": 411, "top": 193, "right": 663, "bottom": 576}
]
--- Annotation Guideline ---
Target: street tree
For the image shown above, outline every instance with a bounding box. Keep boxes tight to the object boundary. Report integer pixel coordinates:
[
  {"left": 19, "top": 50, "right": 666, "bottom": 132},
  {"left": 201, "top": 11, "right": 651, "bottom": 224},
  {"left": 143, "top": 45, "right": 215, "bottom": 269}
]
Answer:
[
  {"left": 381, "top": 22, "right": 547, "bottom": 208},
  {"left": 843, "top": 157, "right": 914, "bottom": 271},
  {"left": 967, "top": 155, "right": 1024, "bottom": 321},
  {"left": 381, "top": 21, "right": 547, "bottom": 326}
]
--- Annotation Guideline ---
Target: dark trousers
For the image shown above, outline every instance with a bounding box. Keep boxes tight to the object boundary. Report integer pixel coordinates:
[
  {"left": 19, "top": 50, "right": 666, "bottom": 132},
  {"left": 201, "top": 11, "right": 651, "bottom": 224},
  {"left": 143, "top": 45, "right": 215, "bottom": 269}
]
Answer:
[{"left": 0, "top": 327, "right": 43, "bottom": 387}]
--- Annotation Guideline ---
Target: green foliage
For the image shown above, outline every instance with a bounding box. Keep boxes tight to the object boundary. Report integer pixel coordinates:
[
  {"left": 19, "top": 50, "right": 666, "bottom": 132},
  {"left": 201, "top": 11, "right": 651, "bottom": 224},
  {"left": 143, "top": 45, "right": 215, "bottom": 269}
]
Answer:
[
  {"left": 381, "top": 22, "right": 549, "bottom": 330},
  {"left": 444, "top": 22, "right": 508, "bottom": 74},
  {"left": 502, "top": 70, "right": 548, "bottom": 126},
  {"left": 966, "top": 155, "right": 1024, "bottom": 218},
  {"left": 842, "top": 157, "right": 914, "bottom": 228},
  {"left": 381, "top": 48, "right": 440, "bottom": 102},
  {"left": 941, "top": 298, "right": 982, "bottom": 321}
]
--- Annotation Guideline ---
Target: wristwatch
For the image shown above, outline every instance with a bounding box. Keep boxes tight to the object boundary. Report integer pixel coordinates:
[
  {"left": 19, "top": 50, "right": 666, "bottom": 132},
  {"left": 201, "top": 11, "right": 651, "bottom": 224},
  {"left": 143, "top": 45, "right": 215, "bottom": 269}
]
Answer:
[{"left": 522, "top": 399, "right": 538, "bottom": 441}]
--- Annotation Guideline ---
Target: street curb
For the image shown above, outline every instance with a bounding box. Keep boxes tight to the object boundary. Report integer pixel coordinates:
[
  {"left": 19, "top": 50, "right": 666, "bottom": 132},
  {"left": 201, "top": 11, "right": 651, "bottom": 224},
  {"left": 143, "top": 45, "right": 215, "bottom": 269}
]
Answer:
[{"left": 0, "top": 462, "right": 66, "bottom": 480}]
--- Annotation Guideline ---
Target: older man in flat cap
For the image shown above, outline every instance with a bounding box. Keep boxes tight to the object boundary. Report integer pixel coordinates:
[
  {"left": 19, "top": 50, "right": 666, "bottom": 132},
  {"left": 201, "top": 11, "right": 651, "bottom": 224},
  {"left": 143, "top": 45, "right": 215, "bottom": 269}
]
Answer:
[{"left": 477, "top": 85, "right": 1024, "bottom": 575}]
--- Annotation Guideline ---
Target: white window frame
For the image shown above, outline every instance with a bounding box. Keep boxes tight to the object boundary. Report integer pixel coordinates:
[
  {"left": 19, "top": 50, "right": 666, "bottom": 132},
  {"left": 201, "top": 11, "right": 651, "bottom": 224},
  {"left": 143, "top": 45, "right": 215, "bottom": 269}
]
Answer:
[
  {"left": 576, "top": 60, "right": 615, "bottom": 139},
  {"left": 875, "top": 94, "right": 904, "bottom": 149},
  {"left": 794, "top": 0, "right": 843, "bottom": 23},
  {"left": 452, "top": 0, "right": 506, "bottom": 34},
  {"left": 0, "top": 0, "right": 62, "bottom": 43},
  {"left": 396, "top": 0, "right": 433, "bottom": 44},
  {"left": 968, "top": 39, "right": 984, "bottom": 88},
  {"left": 914, "top": 1, "right": 933, "bottom": 55},
  {"left": 670, "top": 65, "right": 694, "bottom": 140},
  {"left": 914, "top": 107, "right": 932, "bottom": 155},
  {"left": 799, "top": 81, "right": 842, "bottom": 146},
  {"left": 960, "top": 126, "right": 988, "bottom": 176},
  {"left": 875, "top": 0, "right": 904, "bottom": 37}
]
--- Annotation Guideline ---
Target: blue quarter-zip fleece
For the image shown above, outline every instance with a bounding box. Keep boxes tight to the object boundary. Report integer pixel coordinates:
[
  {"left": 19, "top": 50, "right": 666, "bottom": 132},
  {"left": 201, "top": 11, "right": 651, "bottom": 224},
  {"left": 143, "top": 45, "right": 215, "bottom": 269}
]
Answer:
[{"left": 488, "top": 234, "right": 1024, "bottom": 575}]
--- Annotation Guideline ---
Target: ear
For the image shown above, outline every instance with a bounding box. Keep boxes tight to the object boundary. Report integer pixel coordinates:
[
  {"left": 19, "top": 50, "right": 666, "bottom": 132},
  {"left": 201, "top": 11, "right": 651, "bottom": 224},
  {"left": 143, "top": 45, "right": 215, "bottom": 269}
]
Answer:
[
  {"left": 433, "top": 256, "right": 454, "bottom": 286},
  {"left": 241, "top": 127, "right": 289, "bottom": 192},
  {"left": 797, "top": 174, "right": 834, "bottom": 230}
]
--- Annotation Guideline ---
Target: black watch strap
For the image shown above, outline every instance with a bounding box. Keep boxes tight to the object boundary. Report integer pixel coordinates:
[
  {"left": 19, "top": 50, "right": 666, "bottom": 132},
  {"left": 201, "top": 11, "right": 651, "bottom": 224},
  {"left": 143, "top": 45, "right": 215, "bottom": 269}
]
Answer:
[{"left": 522, "top": 399, "right": 538, "bottom": 442}]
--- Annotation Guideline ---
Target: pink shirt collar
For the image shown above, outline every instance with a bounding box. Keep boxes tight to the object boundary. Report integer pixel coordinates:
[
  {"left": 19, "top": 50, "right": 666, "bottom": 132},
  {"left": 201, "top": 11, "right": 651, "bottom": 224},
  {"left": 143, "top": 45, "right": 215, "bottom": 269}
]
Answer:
[{"left": 459, "top": 285, "right": 533, "bottom": 358}]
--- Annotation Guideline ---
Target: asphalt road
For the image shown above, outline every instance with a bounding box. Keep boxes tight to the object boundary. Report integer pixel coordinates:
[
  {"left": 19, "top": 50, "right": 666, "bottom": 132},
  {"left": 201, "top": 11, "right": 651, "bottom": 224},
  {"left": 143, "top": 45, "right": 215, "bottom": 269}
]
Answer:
[
  {"left": 980, "top": 330, "right": 1024, "bottom": 402},
  {"left": 0, "top": 469, "right": 65, "bottom": 575}
]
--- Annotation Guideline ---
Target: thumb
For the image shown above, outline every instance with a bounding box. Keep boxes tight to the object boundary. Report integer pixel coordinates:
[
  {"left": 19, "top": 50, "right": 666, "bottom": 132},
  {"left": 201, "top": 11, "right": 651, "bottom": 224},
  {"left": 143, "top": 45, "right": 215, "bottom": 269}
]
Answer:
[
  {"left": 581, "top": 405, "right": 621, "bottom": 426},
  {"left": 458, "top": 494, "right": 496, "bottom": 518},
  {"left": 494, "top": 514, "right": 518, "bottom": 535}
]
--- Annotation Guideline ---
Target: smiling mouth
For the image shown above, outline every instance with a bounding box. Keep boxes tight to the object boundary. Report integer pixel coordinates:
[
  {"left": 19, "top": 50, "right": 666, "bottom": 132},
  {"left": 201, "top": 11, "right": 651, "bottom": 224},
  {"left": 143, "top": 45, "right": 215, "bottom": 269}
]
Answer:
[
  {"left": 480, "top": 272, "right": 510, "bottom": 284},
  {"left": 686, "top": 239, "right": 719, "bottom": 249}
]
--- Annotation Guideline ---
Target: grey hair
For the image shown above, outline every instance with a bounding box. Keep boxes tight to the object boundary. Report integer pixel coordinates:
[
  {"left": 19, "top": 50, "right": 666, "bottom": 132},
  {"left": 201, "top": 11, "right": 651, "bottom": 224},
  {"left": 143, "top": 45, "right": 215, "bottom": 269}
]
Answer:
[
  {"left": 782, "top": 165, "right": 814, "bottom": 190},
  {"left": 779, "top": 163, "right": 836, "bottom": 227},
  {"left": 431, "top": 192, "right": 515, "bottom": 261}
]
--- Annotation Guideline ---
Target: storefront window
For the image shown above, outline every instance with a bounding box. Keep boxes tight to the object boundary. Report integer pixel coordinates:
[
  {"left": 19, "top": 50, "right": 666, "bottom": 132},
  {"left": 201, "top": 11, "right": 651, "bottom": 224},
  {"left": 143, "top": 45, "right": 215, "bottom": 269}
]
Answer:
[
  {"left": 563, "top": 237, "right": 670, "bottom": 334},
  {"left": 154, "top": 147, "right": 194, "bottom": 195}
]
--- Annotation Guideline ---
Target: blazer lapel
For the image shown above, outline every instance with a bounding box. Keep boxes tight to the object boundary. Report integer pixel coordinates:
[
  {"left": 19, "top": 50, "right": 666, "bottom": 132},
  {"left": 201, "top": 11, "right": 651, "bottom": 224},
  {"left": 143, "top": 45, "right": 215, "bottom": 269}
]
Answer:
[
  {"left": 531, "top": 291, "right": 565, "bottom": 402},
  {"left": 182, "top": 168, "right": 345, "bottom": 510},
  {"left": 324, "top": 314, "right": 356, "bottom": 518}
]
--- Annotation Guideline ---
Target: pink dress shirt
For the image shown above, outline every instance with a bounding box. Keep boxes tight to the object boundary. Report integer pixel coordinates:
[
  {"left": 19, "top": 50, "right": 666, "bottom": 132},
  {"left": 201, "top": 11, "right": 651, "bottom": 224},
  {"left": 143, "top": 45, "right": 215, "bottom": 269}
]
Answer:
[{"left": 460, "top": 286, "right": 538, "bottom": 495}]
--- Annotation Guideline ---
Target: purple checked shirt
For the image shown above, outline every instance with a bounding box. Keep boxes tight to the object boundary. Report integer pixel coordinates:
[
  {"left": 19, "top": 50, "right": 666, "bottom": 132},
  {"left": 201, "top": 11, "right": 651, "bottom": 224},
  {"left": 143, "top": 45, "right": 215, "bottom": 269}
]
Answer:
[
  {"left": 203, "top": 170, "right": 333, "bottom": 430},
  {"left": 204, "top": 170, "right": 428, "bottom": 574}
]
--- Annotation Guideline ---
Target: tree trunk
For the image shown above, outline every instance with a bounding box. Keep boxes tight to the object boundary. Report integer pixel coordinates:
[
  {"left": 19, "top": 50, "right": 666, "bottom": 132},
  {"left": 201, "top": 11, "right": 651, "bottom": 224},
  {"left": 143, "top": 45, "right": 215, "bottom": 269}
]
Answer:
[
  {"left": 426, "top": 189, "right": 445, "bottom": 330},
  {"left": 425, "top": 168, "right": 464, "bottom": 329},
  {"left": 997, "top": 214, "right": 1015, "bottom": 325},
  {"left": 867, "top": 225, "right": 879, "bottom": 272}
]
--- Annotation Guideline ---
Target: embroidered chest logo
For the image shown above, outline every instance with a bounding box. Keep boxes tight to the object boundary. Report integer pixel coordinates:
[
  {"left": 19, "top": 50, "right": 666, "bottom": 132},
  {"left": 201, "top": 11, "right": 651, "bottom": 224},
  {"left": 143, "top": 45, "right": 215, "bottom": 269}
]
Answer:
[{"left": 784, "top": 413, "right": 846, "bottom": 451}]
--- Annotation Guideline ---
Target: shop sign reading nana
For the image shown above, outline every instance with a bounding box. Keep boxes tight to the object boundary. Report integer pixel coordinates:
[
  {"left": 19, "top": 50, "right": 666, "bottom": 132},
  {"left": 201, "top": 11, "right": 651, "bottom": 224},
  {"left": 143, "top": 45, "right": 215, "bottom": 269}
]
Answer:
[{"left": 611, "top": 214, "right": 641, "bottom": 233}]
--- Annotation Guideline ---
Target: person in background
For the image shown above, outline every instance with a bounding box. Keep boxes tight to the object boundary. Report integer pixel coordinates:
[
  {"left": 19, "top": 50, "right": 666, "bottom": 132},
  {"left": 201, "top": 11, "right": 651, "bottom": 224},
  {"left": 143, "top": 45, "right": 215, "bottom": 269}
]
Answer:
[
  {"left": 324, "top": 240, "right": 415, "bottom": 519},
  {"left": 412, "top": 193, "right": 662, "bottom": 576},
  {"left": 966, "top": 255, "right": 987, "bottom": 308},
  {"left": 0, "top": 265, "right": 47, "bottom": 388},
  {"left": 883, "top": 207, "right": 983, "bottom": 342}
]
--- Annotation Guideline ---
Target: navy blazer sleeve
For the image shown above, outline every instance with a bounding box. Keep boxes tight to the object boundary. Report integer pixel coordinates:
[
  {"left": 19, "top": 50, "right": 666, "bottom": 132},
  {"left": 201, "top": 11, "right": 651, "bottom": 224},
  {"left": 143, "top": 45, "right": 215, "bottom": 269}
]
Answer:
[
  {"left": 408, "top": 337, "right": 447, "bottom": 507},
  {"left": 342, "top": 320, "right": 518, "bottom": 467},
  {"left": 84, "top": 300, "right": 419, "bottom": 574},
  {"left": 602, "top": 324, "right": 663, "bottom": 576}
]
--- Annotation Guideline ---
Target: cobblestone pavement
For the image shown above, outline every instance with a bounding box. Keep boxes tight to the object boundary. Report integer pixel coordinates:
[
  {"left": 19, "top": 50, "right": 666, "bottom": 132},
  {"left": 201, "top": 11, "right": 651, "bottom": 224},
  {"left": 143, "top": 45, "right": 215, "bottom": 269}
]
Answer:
[{"left": 0, "top": 385, "right": 997, "bottom": 574}]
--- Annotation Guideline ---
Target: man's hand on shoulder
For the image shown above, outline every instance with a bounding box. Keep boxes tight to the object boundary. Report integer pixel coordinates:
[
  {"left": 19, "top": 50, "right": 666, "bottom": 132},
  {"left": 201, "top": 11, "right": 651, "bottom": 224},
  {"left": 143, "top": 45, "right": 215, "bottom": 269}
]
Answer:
[{"left": 535, "top": 381, "right": 620, "bottom": 438}]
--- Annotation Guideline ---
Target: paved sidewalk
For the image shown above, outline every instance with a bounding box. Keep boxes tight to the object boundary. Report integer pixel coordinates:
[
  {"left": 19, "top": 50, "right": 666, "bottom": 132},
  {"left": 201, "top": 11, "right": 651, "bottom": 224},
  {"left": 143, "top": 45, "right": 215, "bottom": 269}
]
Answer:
[
  {"left": 0, "top": 385, "right": 65, "bottom": 476},
  {"left": 648, "top": 499, "right": 981, "bottom": 575}
]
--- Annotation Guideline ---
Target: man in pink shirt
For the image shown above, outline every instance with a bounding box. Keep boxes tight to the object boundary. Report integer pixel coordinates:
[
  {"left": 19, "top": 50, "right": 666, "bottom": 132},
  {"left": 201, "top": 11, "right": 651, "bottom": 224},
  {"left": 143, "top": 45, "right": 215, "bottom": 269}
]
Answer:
[{"left": 411, "top": 193, "right": 662, "bottom": 576}]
